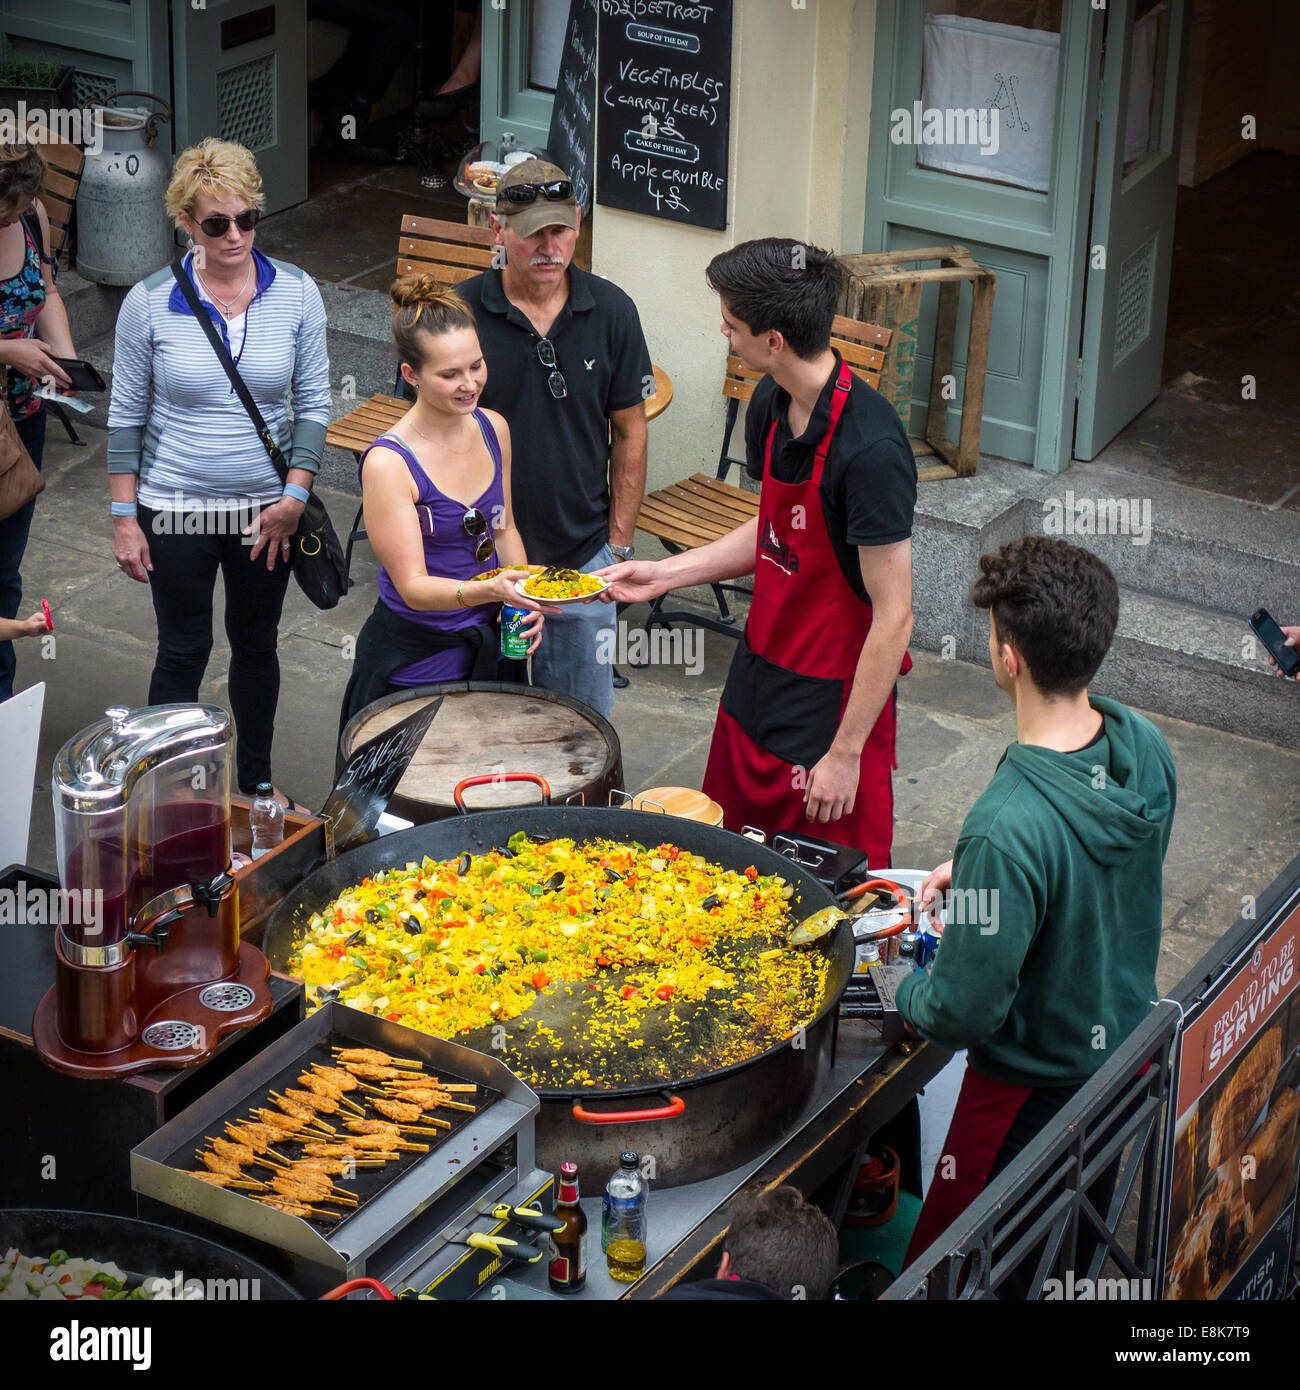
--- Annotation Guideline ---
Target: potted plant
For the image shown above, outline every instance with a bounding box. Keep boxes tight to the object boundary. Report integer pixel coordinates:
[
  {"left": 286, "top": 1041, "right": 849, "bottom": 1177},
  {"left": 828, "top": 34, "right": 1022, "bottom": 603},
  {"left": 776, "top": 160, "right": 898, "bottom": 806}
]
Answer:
[{"left": 0, "top": 52, "right": 76, "bottom": 118}]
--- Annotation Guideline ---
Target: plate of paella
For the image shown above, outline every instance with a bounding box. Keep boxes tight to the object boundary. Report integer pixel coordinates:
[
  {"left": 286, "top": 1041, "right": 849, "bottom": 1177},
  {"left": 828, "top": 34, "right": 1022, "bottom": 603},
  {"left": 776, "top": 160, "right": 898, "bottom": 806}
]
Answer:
[{"left": 514, "top": 567, "right": 607, "bottom": 604}]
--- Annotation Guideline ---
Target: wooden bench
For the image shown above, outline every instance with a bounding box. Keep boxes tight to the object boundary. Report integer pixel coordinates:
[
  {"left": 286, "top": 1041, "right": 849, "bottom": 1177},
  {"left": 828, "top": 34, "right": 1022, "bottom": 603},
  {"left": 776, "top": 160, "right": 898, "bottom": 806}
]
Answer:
[{"left": 633, "top": 314, "right": 891, "bottom": 639}]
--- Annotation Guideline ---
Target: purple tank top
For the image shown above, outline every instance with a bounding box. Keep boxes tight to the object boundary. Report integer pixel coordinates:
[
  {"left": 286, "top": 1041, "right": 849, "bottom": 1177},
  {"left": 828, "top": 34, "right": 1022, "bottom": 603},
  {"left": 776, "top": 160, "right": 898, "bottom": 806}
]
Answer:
[{"left": 361, "top": 410, "right": 505, "bottom": 634}]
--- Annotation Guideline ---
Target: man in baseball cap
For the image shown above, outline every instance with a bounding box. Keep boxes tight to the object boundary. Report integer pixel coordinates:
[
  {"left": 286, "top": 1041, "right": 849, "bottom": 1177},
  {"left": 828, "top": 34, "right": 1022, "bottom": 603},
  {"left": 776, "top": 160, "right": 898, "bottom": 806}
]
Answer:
[{"left": 458, "top": 160, "right": 651, "bottom": 718}]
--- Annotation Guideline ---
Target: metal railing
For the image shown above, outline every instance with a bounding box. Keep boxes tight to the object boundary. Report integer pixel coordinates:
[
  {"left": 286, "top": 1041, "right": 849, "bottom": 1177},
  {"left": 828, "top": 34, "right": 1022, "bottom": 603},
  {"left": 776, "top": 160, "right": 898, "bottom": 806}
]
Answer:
[{"left": 883, "top": 853, "right": 1300, "bottom": 1300}]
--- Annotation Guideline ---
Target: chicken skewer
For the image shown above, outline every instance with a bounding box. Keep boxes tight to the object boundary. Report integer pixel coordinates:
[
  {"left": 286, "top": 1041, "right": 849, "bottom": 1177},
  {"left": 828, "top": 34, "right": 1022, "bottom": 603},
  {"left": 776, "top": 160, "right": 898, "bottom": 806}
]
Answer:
[
  {"left": 269, "top": 1172, "right": 358, "bottom": 1207},
  {"left": 224, "top": 1121, "right": 294, "bottom": 1154},
  {"left": 195, "top": 1151, "right": 268, "bottom": 1188},
  {"left": 343, "top": 1116, "right": 443, "bottom": 1138},
  {"left": 380, "top": 1085, "right": 475, "bottom": 1115},
  {"left": 339, "top": 1062, "right": 411, "bottom": 1083},
  {"left": 301, "top": 1141, "right": 401, "bottom": 1162},
  {"left": 277, "top": 1087, "right": 352, "bottom": 1117},
  {"left": 295, "top": 1071, "right": 366, "bottom": 1114},
  {"left": 338, "top": 1119, "right": 430, "bottom": 1151},
  {"left": 331, "top": 1046, "right": 424, "bottom": 1070},
  {"left": 368, "top": 1096, "right": 448, "bottom": 1127},
  {"left": 255, "top": 1195, "right": 341, "bottom": 1222},
  {"left": 385, "top": 1075, "right": 477, "bottom": 1094},
  {"left": 309, "top": 1064, "right": 362, "bottom": 1092},
  {"left": 252, "top": 1106, "right": 335, "bottom": 1139},
  {"left": 190, "top": 1170, "right": 266, "bottom": 1191}
]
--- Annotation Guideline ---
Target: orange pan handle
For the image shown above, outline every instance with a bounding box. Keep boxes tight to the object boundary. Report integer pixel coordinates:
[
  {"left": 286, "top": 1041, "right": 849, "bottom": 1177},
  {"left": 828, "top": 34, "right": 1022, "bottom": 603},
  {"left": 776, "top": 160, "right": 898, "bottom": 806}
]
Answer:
[
  {"left": 572, "top": 1093, "right": 685, "bottom": 1124},
  {"left": 320, "top": 1277, "right": 396, "bottom": 1300},
  {"left": 452, "top": 772, "right": 552, "bottom": 814}
]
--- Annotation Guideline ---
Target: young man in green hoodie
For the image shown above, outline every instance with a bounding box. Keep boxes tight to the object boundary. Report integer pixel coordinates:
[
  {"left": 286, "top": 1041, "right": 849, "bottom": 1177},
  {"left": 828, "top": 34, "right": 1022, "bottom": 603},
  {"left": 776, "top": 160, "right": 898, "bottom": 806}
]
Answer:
[{"left": 898, "top": 535, "right": 1176, "bottom": 1279}]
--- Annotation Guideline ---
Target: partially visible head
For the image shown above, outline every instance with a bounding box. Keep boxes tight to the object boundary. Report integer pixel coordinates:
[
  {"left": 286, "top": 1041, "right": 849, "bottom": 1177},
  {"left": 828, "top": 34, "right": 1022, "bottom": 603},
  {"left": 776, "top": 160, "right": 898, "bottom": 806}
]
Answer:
[
  {"left": 166, "top": 139, "right": 264, "bottom": 270},
  {"left": 390, "top": 273, "right": 485, "bottom": 415},
  {"left": 718, "top": 1185, "right": 840, "bottom": 1300},
  {"left": 706, "top": 238, "right": 843, "bottom": 369},
  {"left": 489, "top": 158, "right": 579, "bottom": 290},
  {"left": 970, "top": 536, "right": 1119, "bottom": 697},
  {"left": 0, "top": 142, "right": 46, "bottom": 227}
]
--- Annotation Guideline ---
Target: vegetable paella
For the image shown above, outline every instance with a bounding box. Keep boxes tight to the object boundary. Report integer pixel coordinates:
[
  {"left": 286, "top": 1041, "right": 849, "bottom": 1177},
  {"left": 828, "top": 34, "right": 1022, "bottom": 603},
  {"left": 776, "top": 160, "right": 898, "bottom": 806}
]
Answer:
[
  {"left": 519, "top": 567, "right": 605, "bottom": 600},
  {"left": 288, "top": 834, "right": 832, "bottom": 1088}
]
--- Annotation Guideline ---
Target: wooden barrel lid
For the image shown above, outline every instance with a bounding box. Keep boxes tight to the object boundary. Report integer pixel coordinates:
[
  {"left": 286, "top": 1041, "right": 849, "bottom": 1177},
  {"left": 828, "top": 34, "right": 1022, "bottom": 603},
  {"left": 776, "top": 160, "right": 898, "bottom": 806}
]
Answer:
[
  {"left": 341, "top": 683, "right": 622, "bottom": 814},
  {"left": 632, "top": 786, "right": 724, "bottom": 825}
]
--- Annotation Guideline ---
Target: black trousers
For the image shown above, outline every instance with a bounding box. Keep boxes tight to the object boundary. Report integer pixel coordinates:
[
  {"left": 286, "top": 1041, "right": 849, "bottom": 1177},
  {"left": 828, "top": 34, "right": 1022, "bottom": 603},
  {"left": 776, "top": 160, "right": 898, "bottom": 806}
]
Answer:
[{"left": 139, "top": 505, "right": 291, "bottom": 794}]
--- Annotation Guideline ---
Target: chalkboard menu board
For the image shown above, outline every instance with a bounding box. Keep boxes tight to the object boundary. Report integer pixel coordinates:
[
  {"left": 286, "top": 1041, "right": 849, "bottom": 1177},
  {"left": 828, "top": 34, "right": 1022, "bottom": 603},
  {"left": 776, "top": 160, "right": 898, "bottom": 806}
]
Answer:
[
  {"left": 545, "top": 0, "right": 598, "bottom": 209},
  {"left": 595, "top": 0, "right": 733, "bottom": 230}
]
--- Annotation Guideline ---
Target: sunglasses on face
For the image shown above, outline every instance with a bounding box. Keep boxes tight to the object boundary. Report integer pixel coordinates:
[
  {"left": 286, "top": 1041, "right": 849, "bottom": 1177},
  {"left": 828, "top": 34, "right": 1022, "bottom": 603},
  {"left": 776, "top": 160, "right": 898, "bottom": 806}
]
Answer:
[
  {"left": 196, "top": 208, "right": 260, "bottom": 237},
  {"left": 501, "top": 179, "right": 574, "bottom": 206},
  {"left": 462, "top": 507, "right": 495, "bottom": 563},
  {"left": 535, "top": 338, "right": 568, "bottom": 401}
]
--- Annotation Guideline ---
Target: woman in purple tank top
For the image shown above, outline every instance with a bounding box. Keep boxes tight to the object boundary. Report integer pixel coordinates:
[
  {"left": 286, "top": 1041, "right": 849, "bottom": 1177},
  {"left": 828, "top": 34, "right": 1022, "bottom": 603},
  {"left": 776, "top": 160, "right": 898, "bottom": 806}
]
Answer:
[{"left": 342, "top": 276, "right": 558, "bottom": 717}]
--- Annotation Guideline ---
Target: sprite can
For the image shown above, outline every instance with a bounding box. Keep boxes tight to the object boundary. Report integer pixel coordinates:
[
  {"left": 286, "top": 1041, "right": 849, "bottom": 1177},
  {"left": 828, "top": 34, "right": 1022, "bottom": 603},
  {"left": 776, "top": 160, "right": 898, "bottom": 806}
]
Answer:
[{"left": 500, "top": 606, "right": 529, "bottom": 659}]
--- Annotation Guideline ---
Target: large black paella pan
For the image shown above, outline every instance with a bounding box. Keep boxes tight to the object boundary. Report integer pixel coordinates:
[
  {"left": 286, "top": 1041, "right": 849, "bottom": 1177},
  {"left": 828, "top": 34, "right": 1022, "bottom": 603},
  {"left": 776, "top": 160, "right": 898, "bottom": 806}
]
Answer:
[{"left": 264, "top": 802, "right": 854, "bottom": 1186}]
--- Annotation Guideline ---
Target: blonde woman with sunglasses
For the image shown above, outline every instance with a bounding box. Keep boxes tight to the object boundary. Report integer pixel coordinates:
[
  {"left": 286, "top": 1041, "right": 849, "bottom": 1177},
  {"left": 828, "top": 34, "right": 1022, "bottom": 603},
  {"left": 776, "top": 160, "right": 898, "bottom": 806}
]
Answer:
[{"left": 107, "top": 139, "right": 330, "bottom": 808}]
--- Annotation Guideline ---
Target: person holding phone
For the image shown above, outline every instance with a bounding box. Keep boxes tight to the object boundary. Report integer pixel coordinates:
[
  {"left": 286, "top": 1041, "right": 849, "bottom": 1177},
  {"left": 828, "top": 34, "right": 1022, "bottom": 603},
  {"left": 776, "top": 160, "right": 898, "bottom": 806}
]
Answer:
[
  {"left": 0, "top": 140, "right": 77, "bottom": 701},
  {"left": 1262, "top": 619, "right": 1299, "bottom": 681},
  {"left": 339, "top": 276, "right": 556, "bottom": 725}
]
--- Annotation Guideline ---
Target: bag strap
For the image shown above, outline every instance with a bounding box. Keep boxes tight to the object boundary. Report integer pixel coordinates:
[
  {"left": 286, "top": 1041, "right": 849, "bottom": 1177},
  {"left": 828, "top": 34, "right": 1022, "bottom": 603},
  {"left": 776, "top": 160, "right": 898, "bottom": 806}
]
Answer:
[
  {"left": 170, "top": 259, "right": 289, "bottom": 483},
  {"left": 20, "top": 205, "right": 57, "bottom": 282}
]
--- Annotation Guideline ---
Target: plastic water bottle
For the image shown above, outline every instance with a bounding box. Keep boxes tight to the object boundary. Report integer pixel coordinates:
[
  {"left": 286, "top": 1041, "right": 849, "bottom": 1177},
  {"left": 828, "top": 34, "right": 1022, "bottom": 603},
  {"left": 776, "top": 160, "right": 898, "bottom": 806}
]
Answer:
[
  {"left": 249, "top": 782, "right": 284, "bottom": 860},
  {"left": 602, "top": 1152, "right": 647, "bottom": 1282}
]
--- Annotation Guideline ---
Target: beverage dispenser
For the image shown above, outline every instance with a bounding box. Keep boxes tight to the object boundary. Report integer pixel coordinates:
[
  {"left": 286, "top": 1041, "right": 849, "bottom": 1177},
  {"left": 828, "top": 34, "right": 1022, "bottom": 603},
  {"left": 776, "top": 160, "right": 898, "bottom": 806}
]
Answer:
[{"left": 33, "top": 704, "right": 273, "bottom": 1078}]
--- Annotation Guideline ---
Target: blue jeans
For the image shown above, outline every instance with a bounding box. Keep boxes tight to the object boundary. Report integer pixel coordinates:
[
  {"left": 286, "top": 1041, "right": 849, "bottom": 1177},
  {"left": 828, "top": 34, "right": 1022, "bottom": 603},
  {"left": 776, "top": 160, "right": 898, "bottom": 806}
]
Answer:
[
  {"left": 529, "top": 539, "right": 617, "bottom": 720},
  {"left": 0, "top": 407, "right": 46, "bottom": 702}
]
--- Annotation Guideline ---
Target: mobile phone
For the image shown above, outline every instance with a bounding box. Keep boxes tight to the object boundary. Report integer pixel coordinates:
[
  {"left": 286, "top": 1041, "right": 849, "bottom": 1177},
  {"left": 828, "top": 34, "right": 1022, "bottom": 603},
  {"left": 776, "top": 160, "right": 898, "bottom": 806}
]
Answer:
[
  {"left": 40, "top": 599, "right": 52, "bottom": 632},
  {"left": 1249, "top": 607, "right": 1300, "bottom": 677},
  {"left": 48, "top": 357, "right": 106, "bottom": 392}
]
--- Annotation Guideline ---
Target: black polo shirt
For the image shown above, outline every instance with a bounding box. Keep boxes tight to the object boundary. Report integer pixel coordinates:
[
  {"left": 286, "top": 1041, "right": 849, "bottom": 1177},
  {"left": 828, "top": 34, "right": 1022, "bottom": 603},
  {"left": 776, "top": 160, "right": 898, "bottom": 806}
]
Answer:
[
  {"left": 744, "top": 351, "right": 916, "bottom": 603},
  {"left": 458, "top": 265, "right": 652, "bottom": 569}
]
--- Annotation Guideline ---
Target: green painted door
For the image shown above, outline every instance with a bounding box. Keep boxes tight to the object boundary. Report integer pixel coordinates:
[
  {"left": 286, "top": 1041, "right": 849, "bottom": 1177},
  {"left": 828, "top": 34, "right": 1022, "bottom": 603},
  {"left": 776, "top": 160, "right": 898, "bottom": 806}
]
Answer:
[
  {"left": 864, "top": 1, "right": 1104, "bottom": 473},
  {"left": 1075, "top": 0, "right": 1190, "bottom": 459},
  {"left": 171, "top": 0, "right": 307, "bottom": 217}
]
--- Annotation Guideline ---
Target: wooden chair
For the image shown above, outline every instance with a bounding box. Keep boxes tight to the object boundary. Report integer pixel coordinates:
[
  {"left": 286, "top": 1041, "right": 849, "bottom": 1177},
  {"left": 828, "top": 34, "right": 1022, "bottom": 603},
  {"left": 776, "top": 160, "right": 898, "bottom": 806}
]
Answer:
[
  {"left": 30, "top": 132, "right": 87, "bottom": 445},
  {"left": 632, "top": 315, "right": 892, "bottom": 640},
  {"left": 325, "top": 214, "right": 495, "bottom": 577}
]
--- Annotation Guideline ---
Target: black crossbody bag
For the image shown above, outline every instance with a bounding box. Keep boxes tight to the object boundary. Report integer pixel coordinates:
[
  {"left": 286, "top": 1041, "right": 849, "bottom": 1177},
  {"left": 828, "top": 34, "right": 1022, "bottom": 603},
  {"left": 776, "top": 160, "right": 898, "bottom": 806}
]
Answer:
[{"left": 170, "top": 261, "right": 350, "bottom": 609}]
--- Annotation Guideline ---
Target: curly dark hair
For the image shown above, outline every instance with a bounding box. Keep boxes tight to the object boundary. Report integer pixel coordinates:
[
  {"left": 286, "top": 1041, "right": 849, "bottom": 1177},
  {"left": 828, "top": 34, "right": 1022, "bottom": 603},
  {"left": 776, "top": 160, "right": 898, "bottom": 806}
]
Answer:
[
  {"left": 723, "top": 1184, "right": 840, "bottom": 1300},
  {"left": 970, "top": 536, "right": 1119, "bottom": 694},
  {"left": 705, "top": 237, "right": 843, "bottom": 359},
  {"left": 0, "top": 143, "right": 47, "bottom": 205}
]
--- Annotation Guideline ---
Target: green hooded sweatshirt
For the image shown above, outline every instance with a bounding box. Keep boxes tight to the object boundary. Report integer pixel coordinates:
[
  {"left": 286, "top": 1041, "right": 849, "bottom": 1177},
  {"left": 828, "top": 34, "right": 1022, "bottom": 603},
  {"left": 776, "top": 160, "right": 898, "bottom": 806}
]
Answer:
[{"left": 896, "top": 695, "right": 1176, "bottom": 1088}]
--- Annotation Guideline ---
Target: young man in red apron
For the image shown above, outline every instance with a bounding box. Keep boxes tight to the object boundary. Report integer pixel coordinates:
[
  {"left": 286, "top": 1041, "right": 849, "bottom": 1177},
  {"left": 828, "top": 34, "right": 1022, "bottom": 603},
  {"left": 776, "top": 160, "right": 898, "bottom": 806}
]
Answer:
[{"left": 599, "top": 239, "right": 915, "bottom": 866}]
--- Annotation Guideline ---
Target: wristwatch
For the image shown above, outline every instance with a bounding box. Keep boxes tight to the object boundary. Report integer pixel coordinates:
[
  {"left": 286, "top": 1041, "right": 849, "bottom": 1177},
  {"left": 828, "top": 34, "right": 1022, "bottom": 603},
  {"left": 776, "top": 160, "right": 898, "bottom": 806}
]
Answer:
[{"left": 609, "top": 542, "right": 634, "bottom": 561}]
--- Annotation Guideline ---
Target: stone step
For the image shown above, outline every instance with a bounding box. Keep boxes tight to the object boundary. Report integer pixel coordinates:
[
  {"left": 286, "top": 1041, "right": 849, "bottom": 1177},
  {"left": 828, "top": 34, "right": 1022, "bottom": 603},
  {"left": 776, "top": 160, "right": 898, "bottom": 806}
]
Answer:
[{"left": 1095, "top": 588, "right": 1300, "bottom": 750}]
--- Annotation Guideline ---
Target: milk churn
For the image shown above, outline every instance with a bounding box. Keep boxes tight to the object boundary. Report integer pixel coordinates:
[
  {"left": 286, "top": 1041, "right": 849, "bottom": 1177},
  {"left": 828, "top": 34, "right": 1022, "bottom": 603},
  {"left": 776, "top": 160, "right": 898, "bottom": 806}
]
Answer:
[{"left": 75, "top": 92, "right": 173, "bottom": 285}]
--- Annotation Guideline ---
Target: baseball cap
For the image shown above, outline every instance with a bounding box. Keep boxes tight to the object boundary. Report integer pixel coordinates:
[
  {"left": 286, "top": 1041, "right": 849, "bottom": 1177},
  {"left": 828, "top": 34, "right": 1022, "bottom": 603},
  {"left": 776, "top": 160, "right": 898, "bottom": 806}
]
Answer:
[{"left": 495, "top": 158, "right": 579, "bottom": 238}]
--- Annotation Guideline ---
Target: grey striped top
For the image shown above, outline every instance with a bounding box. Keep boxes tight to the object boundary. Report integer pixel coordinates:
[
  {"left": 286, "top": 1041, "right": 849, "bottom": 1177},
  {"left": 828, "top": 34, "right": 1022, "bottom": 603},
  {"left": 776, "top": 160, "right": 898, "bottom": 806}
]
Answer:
[{"left": 107, "top": 249, "right": 330, "bottom": 508}]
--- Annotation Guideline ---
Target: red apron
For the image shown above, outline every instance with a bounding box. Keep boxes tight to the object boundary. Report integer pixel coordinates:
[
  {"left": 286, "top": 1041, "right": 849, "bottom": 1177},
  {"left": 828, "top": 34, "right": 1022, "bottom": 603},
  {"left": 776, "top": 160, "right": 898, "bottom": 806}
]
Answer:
[{"left": 702, "top": 360, "right": 910, "bottom": 868}]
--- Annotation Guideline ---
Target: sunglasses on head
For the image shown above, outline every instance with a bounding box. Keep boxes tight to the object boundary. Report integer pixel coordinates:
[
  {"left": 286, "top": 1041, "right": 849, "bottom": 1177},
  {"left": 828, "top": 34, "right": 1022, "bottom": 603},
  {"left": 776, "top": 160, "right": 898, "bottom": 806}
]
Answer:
[
  {"left": 501, "top": 179, "right": 574, "bottom": 206},
  {"left": 462, "top": 507, "right": 495, "bottom": 563},
  {"left": 197, "top": 208, "right": 260, "bottom": 237}
]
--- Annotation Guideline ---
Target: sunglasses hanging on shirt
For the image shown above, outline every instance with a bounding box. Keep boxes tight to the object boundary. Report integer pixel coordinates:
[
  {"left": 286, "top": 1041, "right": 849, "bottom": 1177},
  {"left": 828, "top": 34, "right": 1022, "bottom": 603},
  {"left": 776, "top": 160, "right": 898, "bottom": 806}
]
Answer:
[
  {"left": 197, "top": 208, "right": 260, "bottom": 237},
  {"left": 462, "top": 507, "right": 495, "bottom": 563},
  {"left": 535, "top": 337, "right": 568, "bottom": 400}
]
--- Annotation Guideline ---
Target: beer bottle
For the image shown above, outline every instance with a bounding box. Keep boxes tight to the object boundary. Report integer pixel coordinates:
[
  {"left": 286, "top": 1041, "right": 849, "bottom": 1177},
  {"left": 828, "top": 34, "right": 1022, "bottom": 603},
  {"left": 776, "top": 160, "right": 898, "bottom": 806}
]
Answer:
[{"left": 548, "top": 1161, "right": 588, "bottom": 1292}]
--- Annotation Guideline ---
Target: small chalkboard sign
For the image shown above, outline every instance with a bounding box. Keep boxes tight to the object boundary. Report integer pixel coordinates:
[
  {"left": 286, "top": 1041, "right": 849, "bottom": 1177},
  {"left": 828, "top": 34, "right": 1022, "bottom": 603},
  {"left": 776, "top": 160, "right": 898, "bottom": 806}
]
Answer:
[
  {"left": 545, "top": 0, "right": 598, "bottom": 208},
  {"left": 318, "top": 697, "right": 444, "bottom": 857},
  {"left": 595, "top": 0, "right": 733, "bottom": 230}
]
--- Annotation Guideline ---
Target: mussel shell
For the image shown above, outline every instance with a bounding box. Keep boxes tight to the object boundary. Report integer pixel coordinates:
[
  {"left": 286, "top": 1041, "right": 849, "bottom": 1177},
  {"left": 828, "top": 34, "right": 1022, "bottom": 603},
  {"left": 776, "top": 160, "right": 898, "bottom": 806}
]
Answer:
[
  {"left": 700, "top": 894, "right": 720, "bottom": 910},
  {"left": 543, "top": 871, "right": 565, "bottom": 892},
  {"left": 404, "top": 915, "right": 423, "bottom": 935},
  {"left": 344, "top": 929, "right": 363, "bottom": 947},
  {"left": 493, "top": 845, "right": 516, "bottom": 859},
  {"left": 603, "top": 868, "right": 623, "bottom": 882},
  {"left": 457, "top": 852, "right": 472, "bottom": 877}
]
